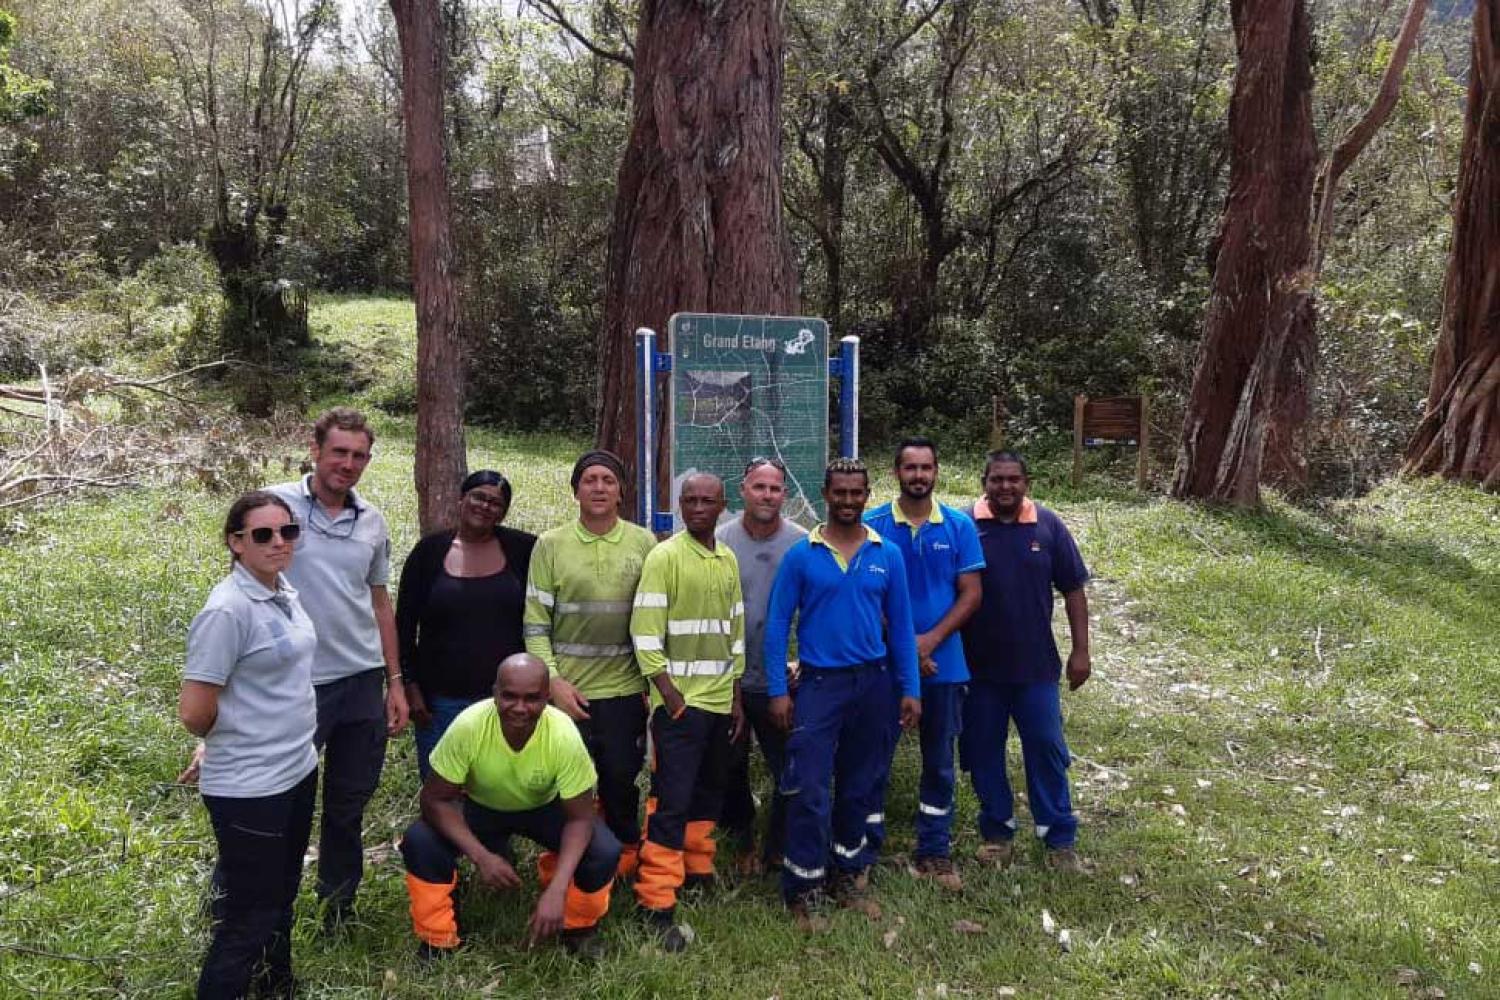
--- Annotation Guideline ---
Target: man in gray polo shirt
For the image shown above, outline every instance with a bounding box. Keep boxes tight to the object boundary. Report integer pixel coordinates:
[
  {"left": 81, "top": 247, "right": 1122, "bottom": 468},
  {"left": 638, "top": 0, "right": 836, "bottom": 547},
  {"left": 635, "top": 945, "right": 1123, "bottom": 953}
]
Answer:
[
  {"left": 268, "top": 406, "right": 409, "bottom": 928},
  {"left": 717, "top": 456, "right": 808, "bottom": 872}
]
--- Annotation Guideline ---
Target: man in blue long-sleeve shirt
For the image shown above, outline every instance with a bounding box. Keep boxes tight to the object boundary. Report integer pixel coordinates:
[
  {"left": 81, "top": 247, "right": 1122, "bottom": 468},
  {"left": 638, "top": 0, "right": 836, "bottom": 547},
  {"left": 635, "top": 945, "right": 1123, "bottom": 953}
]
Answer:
[{"left": 765, "top": 457, "right": 921, "bottom": 927}]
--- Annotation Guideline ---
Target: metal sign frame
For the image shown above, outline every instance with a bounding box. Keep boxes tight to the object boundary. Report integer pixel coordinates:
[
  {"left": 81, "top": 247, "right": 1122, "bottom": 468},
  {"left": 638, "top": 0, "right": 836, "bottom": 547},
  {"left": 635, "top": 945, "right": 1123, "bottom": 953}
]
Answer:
[{"left": 635, "top": 320, "right": 858, "bottom": 532}]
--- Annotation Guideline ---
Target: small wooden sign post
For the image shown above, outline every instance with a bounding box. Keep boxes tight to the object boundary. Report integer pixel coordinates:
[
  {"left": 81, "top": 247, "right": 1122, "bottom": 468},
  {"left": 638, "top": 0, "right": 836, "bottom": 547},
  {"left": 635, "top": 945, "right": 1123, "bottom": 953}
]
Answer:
[{"left": 1072, "top": 394, "right": 1149, "bottom": 490}]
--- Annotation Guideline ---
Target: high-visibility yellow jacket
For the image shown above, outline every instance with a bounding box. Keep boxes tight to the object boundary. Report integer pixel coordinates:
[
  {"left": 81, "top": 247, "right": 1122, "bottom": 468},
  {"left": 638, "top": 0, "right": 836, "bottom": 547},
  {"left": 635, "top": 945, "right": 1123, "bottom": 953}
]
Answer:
[
  {"left": 524, "top": 518, "right": 655, "bottom": 699},
  {"left": 629, "top": 531, "right": 745, "bottom": 714}
]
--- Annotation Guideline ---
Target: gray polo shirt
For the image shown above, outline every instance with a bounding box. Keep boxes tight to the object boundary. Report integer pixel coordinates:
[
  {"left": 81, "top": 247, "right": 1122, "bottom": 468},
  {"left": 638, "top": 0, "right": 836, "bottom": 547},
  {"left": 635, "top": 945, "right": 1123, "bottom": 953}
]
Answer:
[
  {"left": 716, "top": 516, "right": 808, "bottom": 692},
  {"left": 268, "top": 476, "right": 391, "bottom": 685},
  {"left": 185, "top": 564, "right": 319, "bottom": 797}
]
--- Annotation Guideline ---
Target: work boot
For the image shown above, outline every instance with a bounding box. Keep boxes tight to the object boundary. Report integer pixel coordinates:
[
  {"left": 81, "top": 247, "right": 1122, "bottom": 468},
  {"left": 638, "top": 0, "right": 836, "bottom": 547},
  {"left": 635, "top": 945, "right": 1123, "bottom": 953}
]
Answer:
[
  {"left": 911, "top": 856, "right": 964, "bottom": 892},
  {"left": 733, "top": 850, "right": 764, "bottom": 878},
  {"left": 830, "top": 870, "right": 882, "bottom": 921},
  {"left": 682, "top": 872, "right": 717, "bottom": 895},
  {"left": 786, "top": 891, "right": 830, "bottom": 933},
  {"left": 560, "top": 926, "right": 607, "bottom": 961},
  {"left": 1045, "top": 847, "right": 1090, "bottom": 875},
  {"left": 976, "top": 839, "right": 1014, "bottom": 868},
  {"left": 320, "top": 899, "right": 355, "bottom": 937},
  {"left": 416, "top": 940, "right": 458, "bottom": 964},
  {"left": 639, "top": 905, "right": 691, "bottom": 953}
]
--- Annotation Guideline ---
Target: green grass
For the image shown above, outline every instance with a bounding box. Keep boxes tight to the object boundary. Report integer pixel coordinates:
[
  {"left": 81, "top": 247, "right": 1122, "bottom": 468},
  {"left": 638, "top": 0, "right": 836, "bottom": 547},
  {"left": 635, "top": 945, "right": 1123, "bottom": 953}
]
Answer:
[{"left": 0, "top": 295, "right": 1496, "bottom": 997}]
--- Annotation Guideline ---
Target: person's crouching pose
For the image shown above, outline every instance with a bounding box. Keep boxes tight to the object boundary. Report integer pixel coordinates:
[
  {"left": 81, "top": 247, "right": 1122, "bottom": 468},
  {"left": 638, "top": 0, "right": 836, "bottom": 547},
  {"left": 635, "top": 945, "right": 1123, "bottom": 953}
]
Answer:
[{"left": 399, "top": 653, "right": 620, "bottom": 960}]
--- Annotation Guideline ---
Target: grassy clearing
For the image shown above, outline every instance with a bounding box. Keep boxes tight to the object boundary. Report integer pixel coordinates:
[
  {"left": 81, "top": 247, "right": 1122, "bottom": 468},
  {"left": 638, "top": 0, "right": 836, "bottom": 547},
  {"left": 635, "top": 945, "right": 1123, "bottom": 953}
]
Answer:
[{"left": 1, "top": 296, "right": 1496, "bottom": 998}]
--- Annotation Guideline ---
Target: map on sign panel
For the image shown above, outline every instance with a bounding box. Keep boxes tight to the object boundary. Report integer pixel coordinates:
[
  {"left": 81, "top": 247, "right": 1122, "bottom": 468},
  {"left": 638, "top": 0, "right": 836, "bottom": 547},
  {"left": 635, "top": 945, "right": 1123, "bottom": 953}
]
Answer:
[{"left": 669, "top": 313, "right": 830, "bottom": 527}]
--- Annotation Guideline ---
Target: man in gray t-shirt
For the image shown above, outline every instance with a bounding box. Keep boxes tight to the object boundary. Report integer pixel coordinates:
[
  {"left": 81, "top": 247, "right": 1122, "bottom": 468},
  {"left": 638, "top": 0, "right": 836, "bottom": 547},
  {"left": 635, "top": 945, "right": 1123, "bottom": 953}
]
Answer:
[
  {"left": 716, "top": 457, "right": 808, "bottom": 871},
  {"left": 266, "top": 407, "right": 409, "bottom": 927}
]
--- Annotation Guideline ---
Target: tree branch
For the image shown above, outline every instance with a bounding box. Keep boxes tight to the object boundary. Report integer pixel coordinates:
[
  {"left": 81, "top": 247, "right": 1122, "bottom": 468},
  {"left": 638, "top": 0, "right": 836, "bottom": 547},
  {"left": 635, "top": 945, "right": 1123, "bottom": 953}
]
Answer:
[
  {"left": 521, "top": 0, "right": 634, "bottom": 70},
  {"left": 1312, "top": 0, "right": 1429, "bottom": 266}
]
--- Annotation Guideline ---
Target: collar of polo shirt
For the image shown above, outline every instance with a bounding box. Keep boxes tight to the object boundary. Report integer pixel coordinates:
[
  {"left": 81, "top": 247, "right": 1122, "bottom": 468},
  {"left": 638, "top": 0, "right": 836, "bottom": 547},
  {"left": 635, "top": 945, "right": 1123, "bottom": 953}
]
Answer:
[
  {"left": 890, "top": 499, "right": 945, "bottom": 528},
  {"left": 809, "top": 524, "right": 883, "bottom": 547},
  {"left": 299, "top": 473, "right": 365, "bottom": 511},
  {"left": 573, "top": 518, "right": 626, "bottom": 544},
  {"left": 231, "top": 561, "right": 295, "bottom": 602},
  {"left": 973, "top": 495, "right": 1038, "bottom": 524}
]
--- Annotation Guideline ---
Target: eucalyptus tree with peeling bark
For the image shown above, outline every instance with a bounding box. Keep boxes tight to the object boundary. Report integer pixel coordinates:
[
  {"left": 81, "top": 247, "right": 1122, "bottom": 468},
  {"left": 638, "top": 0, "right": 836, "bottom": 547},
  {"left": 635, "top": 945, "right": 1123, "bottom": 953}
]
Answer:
[
  {"left": 1406, "top": 0, "right": 1500, "bottom": 489},
  {"left": 1173, "top": 0, "right": 1429, "bottom": 504},
  {"left": 595, "top": 0, "right": 799, "bottom": 508}
]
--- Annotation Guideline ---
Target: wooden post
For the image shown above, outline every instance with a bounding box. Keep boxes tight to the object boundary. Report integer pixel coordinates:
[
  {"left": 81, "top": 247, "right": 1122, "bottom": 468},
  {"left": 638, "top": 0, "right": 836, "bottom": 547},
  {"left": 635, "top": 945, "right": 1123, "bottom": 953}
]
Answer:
[
  {"left": 1137, "top": 393, "right": 1150, "bottom": 491},
  {"left": 1072, "top": 394, "right": 1086, "bottom": 488},
  {"left": 990, "top": 394, "right": 1005, "bottom": 449}
]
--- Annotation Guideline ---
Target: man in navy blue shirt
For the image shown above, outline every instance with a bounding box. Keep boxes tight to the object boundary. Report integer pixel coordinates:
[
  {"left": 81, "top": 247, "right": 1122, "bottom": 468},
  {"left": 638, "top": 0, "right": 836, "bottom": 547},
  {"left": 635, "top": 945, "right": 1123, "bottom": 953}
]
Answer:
[
  {"left": 960, "top": 451, "right": 1092, "bottom": 873},
  {"left": 864, "top": 437, "right": 983, "bottom": 891}
]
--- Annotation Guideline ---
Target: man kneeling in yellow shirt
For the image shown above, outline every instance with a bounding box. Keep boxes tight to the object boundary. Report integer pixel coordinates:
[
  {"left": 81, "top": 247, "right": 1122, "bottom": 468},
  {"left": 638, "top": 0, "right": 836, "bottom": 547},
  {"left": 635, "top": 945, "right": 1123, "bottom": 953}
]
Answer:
[{"left": 400, "top": 653, "right": 619, "bottom": 960}]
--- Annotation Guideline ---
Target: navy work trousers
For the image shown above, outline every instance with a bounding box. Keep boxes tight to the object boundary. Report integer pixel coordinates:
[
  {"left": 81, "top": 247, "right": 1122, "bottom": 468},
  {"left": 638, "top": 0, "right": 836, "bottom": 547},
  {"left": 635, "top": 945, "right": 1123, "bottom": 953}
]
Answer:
[
  {"left": 959, "top": 679, "right": 1077, "bottom": 847},
  {"left": 779, "top": 661, "right": 891, "bottom": 902},
  {"left": 313, "top": 668, "right": 387, "bottom": 909},
  {"left": 401, "top": 797, "right": 621, "bottom": 893},
  {"left": 720, "top": 690, "right": 789, "bottom": 863}
]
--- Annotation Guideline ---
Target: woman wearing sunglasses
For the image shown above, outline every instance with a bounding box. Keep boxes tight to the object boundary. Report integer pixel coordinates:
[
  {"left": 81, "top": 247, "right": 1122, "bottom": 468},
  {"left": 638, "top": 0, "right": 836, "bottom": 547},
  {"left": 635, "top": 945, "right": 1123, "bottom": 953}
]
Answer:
[
  {"left": 178, "top": 491, "right": 319, "bottom": 999},
  {"left": 396, "top": 469, "right": 537, "bottom": 776}
]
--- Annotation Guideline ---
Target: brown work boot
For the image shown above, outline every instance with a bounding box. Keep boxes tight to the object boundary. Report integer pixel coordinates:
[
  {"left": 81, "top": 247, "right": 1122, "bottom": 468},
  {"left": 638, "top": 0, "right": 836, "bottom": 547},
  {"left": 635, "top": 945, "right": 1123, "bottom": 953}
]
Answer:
[
  {"left": 830, "top": 871, "right": 883, "bottom": 921},
  {"left": 560, "top": 926, "right": 606, "bottom": 961},
  {"left": 976, "top": 839, "right": 1014, "bottom": 868},
  {"left": 1045, "top": 846, "right": 1090, "bottom": 875},
  {"left": 733, "top": 851, "right": 764, "bottom": 878},
  {"left": 787, "top": 892, "right": 830, "bottom": 933},
  {"left": 911, "top": 856, "right": 964, "bottom": 892}
]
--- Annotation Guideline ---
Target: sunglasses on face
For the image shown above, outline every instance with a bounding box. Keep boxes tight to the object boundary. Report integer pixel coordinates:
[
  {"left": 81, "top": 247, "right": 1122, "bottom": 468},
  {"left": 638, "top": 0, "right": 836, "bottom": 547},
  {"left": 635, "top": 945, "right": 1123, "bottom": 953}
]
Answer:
[
  {"left": 235, "top": 523, "right": 302, "bottom": 545},
  {"left": 744, "top": 455, "right": 788, "bottom": 477}
]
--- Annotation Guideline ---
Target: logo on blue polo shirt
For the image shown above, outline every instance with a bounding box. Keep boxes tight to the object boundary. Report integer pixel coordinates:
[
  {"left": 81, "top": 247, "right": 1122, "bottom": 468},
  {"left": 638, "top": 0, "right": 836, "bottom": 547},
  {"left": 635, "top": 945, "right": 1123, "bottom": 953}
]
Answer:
[
  {"left": 932, "top": 541, "right": 951, "bottom": 551},
  {"left": 867, "top": 564, "right": 886, "bottom": 574}
]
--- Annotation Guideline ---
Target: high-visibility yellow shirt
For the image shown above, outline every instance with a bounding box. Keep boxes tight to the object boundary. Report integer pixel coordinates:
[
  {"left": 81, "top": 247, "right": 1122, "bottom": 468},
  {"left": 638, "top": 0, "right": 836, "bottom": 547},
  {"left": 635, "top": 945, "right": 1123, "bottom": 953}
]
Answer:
[
  {"left": 630, "top": 531, "right": 745, "bottom": 714},
  {"left": 524, "top": 519, "right": 655, "bottom": 699},
  {"left": 430, "top": 703, "right": 596, "bottom": 813}
]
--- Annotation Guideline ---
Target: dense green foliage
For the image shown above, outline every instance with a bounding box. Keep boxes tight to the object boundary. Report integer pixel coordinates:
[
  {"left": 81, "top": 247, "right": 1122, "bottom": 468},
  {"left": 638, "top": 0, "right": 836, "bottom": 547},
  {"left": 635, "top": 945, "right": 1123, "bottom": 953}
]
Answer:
[{"left": 0, "top": 0, "right": 1473, "bottom": 488}]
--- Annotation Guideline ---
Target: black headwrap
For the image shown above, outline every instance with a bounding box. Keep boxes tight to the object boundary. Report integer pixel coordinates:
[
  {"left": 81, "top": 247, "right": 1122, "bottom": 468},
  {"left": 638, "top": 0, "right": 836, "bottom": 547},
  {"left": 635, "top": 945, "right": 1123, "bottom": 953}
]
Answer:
[{"left": 570, "top": 450, "right": 627, "bottom": 492}]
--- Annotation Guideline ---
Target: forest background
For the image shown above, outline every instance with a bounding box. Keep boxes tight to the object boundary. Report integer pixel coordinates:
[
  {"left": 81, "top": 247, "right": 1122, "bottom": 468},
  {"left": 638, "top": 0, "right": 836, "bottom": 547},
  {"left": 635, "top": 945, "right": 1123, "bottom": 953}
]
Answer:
[
  {"left": 2, "top": 1, "right": 1499, "bottom": 995},
  {"left": 0, "top": 0, "right": 1477, "bottom": 498}
]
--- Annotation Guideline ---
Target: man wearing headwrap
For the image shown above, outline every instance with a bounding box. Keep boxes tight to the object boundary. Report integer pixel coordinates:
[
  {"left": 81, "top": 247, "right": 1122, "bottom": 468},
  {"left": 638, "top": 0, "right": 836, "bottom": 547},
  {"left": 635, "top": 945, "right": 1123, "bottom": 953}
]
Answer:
[{"left": 525, "top": 451, "right": 656, "bottom": 880}]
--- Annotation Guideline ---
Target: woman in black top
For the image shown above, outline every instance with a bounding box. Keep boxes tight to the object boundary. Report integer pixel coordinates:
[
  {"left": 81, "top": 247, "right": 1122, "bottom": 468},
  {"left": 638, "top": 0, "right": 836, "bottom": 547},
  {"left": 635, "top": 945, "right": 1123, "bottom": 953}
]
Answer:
[{"left": 398, "top": 470, "right": 536, "bottom": 777}]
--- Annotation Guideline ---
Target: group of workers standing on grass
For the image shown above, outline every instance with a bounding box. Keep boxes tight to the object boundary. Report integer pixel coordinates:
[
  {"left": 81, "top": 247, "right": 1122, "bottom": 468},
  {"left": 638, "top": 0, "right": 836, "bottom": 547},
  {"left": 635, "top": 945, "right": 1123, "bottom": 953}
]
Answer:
[{"left": 177, "top": 405, "right": 1093, "bottom": 999}]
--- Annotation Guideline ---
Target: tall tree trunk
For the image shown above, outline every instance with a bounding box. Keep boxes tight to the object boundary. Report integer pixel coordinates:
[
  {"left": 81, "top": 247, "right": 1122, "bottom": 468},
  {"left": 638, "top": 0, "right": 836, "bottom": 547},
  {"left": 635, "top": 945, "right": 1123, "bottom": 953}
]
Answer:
[
  {"left": 819, "top": 85, "right": 851, "bottom": 333},
  {"left": 391, "top": 0, "right": 467, "bottom": 532},
  {"left": 1262, "top": 0, "right": 1430, "bottom": 486},
  {"left": 1171, "top": 0, "right": 1317, "bottom": 506},
  {"left": 596, "top": 0, "right": 799, "bottom": 509},
  {"left": 1405, "top": 0, "right": 1500, "bottom": 488}
]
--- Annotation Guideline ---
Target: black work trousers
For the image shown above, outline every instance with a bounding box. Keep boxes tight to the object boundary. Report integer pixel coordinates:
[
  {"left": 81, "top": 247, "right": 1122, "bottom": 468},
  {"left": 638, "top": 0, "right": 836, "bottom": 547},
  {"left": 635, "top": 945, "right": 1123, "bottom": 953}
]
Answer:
[
  {"left": 572, "top": 693, "right": 647, "bottom": 848},
  {"left": 198, "top": 768, "right": 317, "bottom": 1000}
]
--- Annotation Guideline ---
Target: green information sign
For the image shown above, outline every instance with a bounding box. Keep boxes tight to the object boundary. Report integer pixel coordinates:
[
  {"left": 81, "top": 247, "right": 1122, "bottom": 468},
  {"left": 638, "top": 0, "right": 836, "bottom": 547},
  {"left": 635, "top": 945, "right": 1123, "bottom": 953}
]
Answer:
[{"left": 669, "top": 313, "right": 830, "bottom": 526}]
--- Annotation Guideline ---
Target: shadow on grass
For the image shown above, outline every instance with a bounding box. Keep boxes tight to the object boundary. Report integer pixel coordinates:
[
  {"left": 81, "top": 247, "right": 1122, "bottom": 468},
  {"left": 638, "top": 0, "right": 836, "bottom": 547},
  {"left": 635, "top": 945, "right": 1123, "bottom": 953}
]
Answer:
[{"left": 1202, "top": 503, "right": 1500, "bottom": 638}]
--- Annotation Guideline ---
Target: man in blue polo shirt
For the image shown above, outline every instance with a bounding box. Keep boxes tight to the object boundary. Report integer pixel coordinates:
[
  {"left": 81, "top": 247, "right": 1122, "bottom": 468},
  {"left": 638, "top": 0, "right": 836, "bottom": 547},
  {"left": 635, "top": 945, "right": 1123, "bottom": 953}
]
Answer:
[
  {"left": 864, "top": 437, "right": 983, "bottom": 891},
  {"left": 765, "top": 457, "right": 920, "bottom": 926},
  {"left": 960, "top": 450, "right": 1091, "bottom": 873}
]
